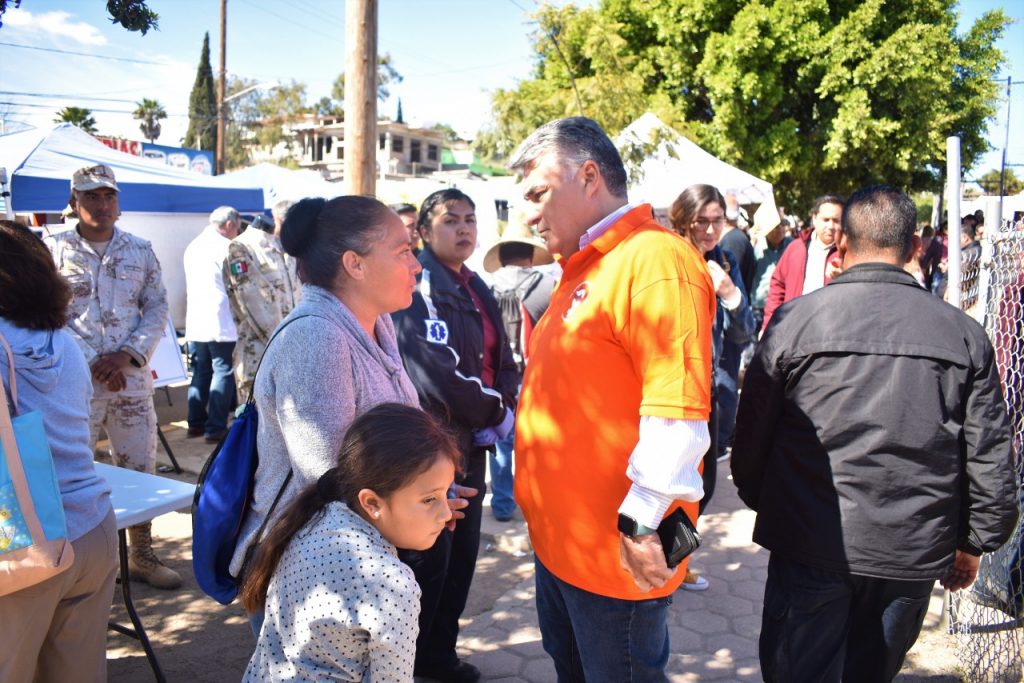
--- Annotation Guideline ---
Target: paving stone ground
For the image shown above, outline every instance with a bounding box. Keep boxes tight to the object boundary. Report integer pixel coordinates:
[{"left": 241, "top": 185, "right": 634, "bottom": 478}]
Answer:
[{"left": 103, "top": 383, "right": 966, "bottom": 682}]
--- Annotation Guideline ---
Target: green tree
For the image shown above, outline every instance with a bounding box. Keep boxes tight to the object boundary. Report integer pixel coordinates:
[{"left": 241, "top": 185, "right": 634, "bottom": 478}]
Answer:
[
  {"left": 432, "top": 123, "right": 463, "bottom": 143},
  {"left": 54, "top": 106, "right": 98, "bottom": 134},
  {"left": 480, "top": 0, "right": 1008, "bottom": 210},
  {"left": 133, "top": 97, "right": 166, "bottom": 143},
  {"left": 976, "top": 168, "right": 1023, "bottom": 196},
  {"left": 184, "top": 33, "right": 217, "bottom": 152},
  {"left": 224, "top": 77, "right": 311, "bottom": 169},
  {"left": 2, "top": 1, "right": 158, "bottom": 33},
  {"left": 324, "top": 53, "right": 404, "bottom": 116}
]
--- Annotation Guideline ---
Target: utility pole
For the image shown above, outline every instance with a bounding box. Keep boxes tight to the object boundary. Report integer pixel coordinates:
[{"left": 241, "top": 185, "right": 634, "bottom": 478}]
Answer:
[
  {"left": 216, "top": 0, "right": 227, "bottom": 175},
  {"left": 344, "top": 0, "right": 377, "bottom": 195}
]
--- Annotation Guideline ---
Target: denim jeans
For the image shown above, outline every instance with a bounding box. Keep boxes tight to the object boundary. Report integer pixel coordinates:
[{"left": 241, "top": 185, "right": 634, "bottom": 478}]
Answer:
[
  {"left": 489, "top": 429, "right": 516, "bottom": 519},
  {"left": 187, "top": 341, "right": 237, "bottom": 437},
  {"left": 715, "top": 338, "right": 744, "bottom": 458},
  {"left": 534, "top": 556, "right": 671, "bottom": 682},
  {"left": 760, "top": 554, "right": 933, "bottom": 683}
]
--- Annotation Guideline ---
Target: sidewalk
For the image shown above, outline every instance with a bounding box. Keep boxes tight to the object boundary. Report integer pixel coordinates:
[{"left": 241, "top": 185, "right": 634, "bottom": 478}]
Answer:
[
  {"left": 104, "top": 385, "right": 961, "bottom": 681},
  {"left": 461, "top": 465, "right": 959, "bottom": 682}
]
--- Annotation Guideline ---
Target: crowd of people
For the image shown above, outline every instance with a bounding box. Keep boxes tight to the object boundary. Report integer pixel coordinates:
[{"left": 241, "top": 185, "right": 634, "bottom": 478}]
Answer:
[{"left": 0, "top": 115, "right": 1019, "bottom": 683}]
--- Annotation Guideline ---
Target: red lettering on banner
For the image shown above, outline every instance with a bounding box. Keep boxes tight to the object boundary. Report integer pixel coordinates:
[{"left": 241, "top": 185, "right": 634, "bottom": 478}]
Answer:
[{"left": 96, "top": 136, "right": 141, "bottom": 156}]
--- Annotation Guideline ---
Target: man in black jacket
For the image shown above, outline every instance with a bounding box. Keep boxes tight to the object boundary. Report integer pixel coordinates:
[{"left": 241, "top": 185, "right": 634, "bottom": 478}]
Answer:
[{"left": 733, "top": 185, "right": 1018, "bottom": 682}]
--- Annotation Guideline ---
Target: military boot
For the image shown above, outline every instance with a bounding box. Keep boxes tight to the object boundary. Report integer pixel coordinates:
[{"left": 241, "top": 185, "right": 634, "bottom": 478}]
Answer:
[{"left": 128, "top": 522, "right": 182, "bottom": 590}]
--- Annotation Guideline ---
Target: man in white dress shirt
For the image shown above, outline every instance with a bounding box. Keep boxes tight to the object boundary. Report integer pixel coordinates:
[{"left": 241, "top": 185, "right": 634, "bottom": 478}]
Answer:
[{"left": 184, "top": 206, "right": 240, "bottom": 442}]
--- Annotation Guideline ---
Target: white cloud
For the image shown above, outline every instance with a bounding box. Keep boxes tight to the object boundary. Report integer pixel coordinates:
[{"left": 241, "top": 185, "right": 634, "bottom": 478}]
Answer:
[{"left": 4, "top": 9, "right": 108, "bottom": 46}]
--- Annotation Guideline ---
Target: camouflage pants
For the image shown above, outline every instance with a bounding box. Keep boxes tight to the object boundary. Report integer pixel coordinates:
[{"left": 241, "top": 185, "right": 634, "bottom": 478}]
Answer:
[{"left": 88, "top": 394, "right": 158, "bottom": 475}]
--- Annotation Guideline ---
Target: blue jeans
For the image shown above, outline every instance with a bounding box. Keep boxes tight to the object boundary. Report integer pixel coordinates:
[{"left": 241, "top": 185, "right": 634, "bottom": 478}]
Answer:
[
  {"left": 489, "top": 430, "right": 516, "bottom": 519},
  {"left": 187, "top": 341, "right": 236, "bottom": 437},
  {"left": 716, "top": 338, "right": 743, "bottom": 458},
  {"left": 760, "top": 554, "right": 933, "bottom": 682},
  {"left": 534, "top": 557, "right": 671, "bottom": 682}
]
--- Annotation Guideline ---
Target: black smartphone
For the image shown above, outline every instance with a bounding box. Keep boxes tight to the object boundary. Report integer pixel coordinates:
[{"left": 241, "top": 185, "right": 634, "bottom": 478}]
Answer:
[{"left": 657, "top": 507, "right": 701, "bottom": 569}]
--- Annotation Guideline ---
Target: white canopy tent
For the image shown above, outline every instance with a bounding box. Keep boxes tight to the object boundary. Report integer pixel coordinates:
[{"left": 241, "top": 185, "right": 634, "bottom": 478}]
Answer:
[{"left": 616, "top": 113, "right": 774, "bottom": 208}]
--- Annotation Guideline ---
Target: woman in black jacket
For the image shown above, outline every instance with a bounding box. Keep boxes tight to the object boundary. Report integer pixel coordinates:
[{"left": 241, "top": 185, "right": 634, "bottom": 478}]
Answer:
[{"left": 392, "top": 188, "right": 518, "bottom": 683}]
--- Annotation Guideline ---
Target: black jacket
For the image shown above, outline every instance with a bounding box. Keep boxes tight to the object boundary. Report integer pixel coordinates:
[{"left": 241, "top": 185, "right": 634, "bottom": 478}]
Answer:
[
  {"left": 392, "top": 248, "right": 518, "bottom": 451},
  {"left": 733, "top": 263, "right": 1017, "bottom": 580}
]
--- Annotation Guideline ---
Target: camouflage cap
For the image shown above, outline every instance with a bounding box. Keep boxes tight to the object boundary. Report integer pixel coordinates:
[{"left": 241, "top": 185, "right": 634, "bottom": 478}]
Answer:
[{"left": 71, "top": 164, "right": 119, "bottom": 192}]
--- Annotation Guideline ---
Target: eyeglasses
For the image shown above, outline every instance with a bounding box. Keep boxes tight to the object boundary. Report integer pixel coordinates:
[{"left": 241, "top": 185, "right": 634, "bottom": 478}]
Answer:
[{"left": 691, "top": 218, "right": 727, "bottom": 231}]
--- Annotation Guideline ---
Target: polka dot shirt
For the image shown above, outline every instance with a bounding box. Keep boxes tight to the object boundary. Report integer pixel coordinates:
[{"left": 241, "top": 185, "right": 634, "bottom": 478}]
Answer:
[{"left": 244, "top": 502, "right": 421, "bottom": 682}]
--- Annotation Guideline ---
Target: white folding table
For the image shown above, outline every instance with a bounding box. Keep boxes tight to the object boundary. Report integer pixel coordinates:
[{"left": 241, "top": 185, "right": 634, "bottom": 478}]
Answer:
[{"left": 95, "top": 462, "right": 195, "bottom": 683}]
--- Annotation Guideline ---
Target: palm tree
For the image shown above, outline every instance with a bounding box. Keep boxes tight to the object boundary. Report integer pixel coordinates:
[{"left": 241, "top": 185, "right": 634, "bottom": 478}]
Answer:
[
  {"left": 133, "top": 98, "right": 167, "bottom": 143},
  {"left": 54, "top": 106, "right": 98, "bottom": 134}
]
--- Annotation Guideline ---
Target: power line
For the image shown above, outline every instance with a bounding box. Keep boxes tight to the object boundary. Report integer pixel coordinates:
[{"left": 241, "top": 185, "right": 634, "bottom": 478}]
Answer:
[
  {"left": 0, "top": 90, "right": 141, "bottom": 104},
  {"left": 0, "top": 41, "right": 170, "bottom": 65},
  {"left": 239, "top": 0, "right": 338, "bottom": 42},
  {"left": 0, "top": 101, "right": 188, "bottom": 117}
]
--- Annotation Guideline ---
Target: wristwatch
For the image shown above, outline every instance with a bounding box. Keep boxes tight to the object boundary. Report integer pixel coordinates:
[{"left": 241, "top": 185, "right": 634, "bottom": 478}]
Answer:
[{"left": 617, "top": 513, "right": 657, "bottom": 538}]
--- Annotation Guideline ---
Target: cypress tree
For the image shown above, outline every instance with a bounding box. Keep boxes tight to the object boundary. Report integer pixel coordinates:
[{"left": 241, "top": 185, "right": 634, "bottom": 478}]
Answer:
[{"left": 184, "top": 33, "right": 217, "bottom": 151}]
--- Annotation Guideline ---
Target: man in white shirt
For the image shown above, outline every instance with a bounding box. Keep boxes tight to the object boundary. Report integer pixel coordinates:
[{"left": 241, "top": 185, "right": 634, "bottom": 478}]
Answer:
[
  {"left": 184, "top": 206, "right": 240, "bottom": 442},
  {"left": 761, "top": 195, "right": 844, "bottom": 330}
]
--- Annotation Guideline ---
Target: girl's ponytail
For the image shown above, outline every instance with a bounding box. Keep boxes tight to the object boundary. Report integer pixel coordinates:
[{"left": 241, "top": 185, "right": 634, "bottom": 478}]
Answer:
[{"left": 239, "top": 469, "right": 339, "bottom": 612}]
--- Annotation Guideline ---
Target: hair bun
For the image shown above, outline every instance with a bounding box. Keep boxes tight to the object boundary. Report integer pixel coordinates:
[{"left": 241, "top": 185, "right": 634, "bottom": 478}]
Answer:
[{"left": 281, "top": 197, "right": 327, "bottom": 257}]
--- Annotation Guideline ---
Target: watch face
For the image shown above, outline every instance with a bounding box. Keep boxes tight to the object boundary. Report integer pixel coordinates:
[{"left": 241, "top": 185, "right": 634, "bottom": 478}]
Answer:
[{"left": 617, "top": 513, "right": 637, "bottom": 536}]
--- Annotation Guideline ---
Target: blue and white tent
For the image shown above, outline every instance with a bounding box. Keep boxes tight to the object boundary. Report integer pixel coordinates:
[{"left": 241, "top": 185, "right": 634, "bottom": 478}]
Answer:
[{"left": 2, "top": 124, "right": 264, "bottom": 213}]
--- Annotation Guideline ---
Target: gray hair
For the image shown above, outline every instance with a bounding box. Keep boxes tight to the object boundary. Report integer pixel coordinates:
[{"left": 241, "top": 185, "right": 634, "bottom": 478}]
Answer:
[
  {"left": 508, "top": 117, "right": 628, "bottom": 198},
  {"left": 271, "top": 199, "right": 294, "bottom": 224},
  {"left": 209, "top": 205, "right": 239, "bottom": 227}
]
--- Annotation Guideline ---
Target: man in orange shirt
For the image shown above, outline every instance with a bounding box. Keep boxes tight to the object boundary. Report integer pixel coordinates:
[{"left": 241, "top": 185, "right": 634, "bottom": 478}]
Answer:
[{"left": 510, "top": 117, "right": 716, "bottom": 681}]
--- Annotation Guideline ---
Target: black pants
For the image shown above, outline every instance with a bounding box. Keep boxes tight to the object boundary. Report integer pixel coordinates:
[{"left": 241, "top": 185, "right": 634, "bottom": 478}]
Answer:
[
  {"left": 699, "top": 399, "right": 719, "bottom": 516},
  {"left": 399, "top": 445, "right": 487, "bottom": 674},
  {"left": 760, "top": 554, "right": 933, "bottom": 683}
]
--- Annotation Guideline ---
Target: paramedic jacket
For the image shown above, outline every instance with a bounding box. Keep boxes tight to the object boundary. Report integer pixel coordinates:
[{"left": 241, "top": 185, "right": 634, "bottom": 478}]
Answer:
[
  {"left": 732, "top": 263, "right": 1018, "bottom": 580},
  {"left": 392, "top": 247, "right": 518, "bottom": 451}
]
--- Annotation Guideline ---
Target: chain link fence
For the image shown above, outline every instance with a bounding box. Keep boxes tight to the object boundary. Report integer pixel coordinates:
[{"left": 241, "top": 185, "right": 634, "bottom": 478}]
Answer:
[{"left": 949, "top": 216, "right": 1024, "bottom": 682}]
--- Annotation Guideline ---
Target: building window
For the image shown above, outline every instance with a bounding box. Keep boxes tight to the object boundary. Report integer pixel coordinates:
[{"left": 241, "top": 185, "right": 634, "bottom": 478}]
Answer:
[
  {"left": 392, "top": 136, "right": 404, "bottom": 153},
  {"left": 427, "top": 144, "right": 438, "bottom": 162},
  {"left": 379, "top": 133, "right": 386, "bottom": 149},
  {"left": 410, "top": 140, "right": 422, "bottom": 163},
  {"left": 337, "top": 145, "right": 344, "bottom": 159}
]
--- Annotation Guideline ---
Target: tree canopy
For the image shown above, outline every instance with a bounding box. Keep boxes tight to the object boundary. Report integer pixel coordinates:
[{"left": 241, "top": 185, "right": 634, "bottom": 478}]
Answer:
[
  {"left": 476, "top": 0, "right": 1008, "bottom": 210},
  {"left": 975, "top": 168, "right": 1023, "bottom": 196},
  {"left": 54, "top": 106, "right": 97, "bottom": 134},
  {"left": 133, "top": 98, "right": 166, "bottom": 143}
]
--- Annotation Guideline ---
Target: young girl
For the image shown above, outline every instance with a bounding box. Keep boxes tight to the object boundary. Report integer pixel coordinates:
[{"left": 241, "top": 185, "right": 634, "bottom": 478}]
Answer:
[{"left": 241, "top": 403, "right": 459, "bottom": 682}]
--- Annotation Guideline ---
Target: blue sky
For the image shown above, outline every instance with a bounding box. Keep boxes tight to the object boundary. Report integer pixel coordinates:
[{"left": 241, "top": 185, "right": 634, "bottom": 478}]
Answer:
[{"left": 1, "top": 0, "right": 1019, "bottom": 175}]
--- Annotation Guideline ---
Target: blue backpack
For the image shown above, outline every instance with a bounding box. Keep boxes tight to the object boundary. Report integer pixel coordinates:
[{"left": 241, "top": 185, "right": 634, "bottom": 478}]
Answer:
[{"left": 191, "top": 316, "right": 308, "bottom": 604}]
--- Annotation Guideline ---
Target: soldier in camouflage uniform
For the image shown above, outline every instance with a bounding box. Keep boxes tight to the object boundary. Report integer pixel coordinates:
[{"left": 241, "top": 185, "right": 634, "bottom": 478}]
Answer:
[
  {"left": 46, "top": 164, "right": 181, "bottom": 590},
  {"left": 223, "top": 200, "right": 301, "bottom": 397}
]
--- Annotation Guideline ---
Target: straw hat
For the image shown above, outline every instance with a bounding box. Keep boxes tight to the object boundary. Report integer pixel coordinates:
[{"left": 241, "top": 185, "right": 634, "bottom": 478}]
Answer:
[
  {"left": 482, "top": 222, "right": 554, "bottom": 273},
  {"left": 751, "top": 193, "right": 781, "bottom": 238}
]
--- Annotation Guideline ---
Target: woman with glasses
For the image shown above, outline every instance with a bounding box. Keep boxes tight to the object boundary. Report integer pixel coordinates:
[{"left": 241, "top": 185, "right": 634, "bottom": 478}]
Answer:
[{"left": 669, "top": 185, "right": 756, "bottom": 589}]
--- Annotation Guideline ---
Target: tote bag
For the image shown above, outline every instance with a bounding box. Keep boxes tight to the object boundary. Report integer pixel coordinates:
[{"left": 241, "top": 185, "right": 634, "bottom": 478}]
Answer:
[{"left": 0, "top": 330, "right": 74, "bottom": 596}]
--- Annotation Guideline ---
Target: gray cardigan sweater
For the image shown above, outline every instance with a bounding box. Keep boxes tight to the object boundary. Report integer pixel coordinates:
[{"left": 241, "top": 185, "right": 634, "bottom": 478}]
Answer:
[{"left": 230, "top": 285, "right": 419, "bottom": 576}]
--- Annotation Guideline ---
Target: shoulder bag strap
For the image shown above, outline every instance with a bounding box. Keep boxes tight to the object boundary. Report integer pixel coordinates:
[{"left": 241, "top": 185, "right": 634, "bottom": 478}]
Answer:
[{"left": 0, "top": 330, "right": 19, "bottom": 415}]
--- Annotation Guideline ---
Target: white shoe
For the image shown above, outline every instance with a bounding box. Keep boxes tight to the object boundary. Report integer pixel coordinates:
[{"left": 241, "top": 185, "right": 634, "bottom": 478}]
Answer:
[{"left": 680, "top": 569, "right": 709, "bottom": 591}]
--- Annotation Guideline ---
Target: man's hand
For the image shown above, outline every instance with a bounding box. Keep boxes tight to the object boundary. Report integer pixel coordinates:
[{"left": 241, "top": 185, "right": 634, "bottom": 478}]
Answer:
[
  {"left": 445, "top": 484, "right": 478, "bottom": 532},
  {"left": 92, "top": 351, "right": 132, "bottom": 385},
  {"left": 940, "top": 550, "right": 981, "bottom": 592},
  {"left": 619, "top": 532, "right": 675, "bottom": 593},
  {"left": 105, "top": 370, "right": 127, "bottom": 392}
]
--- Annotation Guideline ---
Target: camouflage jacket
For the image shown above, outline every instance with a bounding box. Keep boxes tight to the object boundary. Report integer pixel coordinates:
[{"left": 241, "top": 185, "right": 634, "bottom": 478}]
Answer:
[
  {"left": 46, "top": 226, "right": 169, "bottom": 398},
  {"left": 223, "top": 228, "right": 301, "bottom": 395}
]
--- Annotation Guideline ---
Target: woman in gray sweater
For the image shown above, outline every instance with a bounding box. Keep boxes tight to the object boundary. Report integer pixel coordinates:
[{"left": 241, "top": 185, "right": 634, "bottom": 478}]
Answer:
[{"left": 230, "top": 197, "right": 443, "bottom": 630}]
